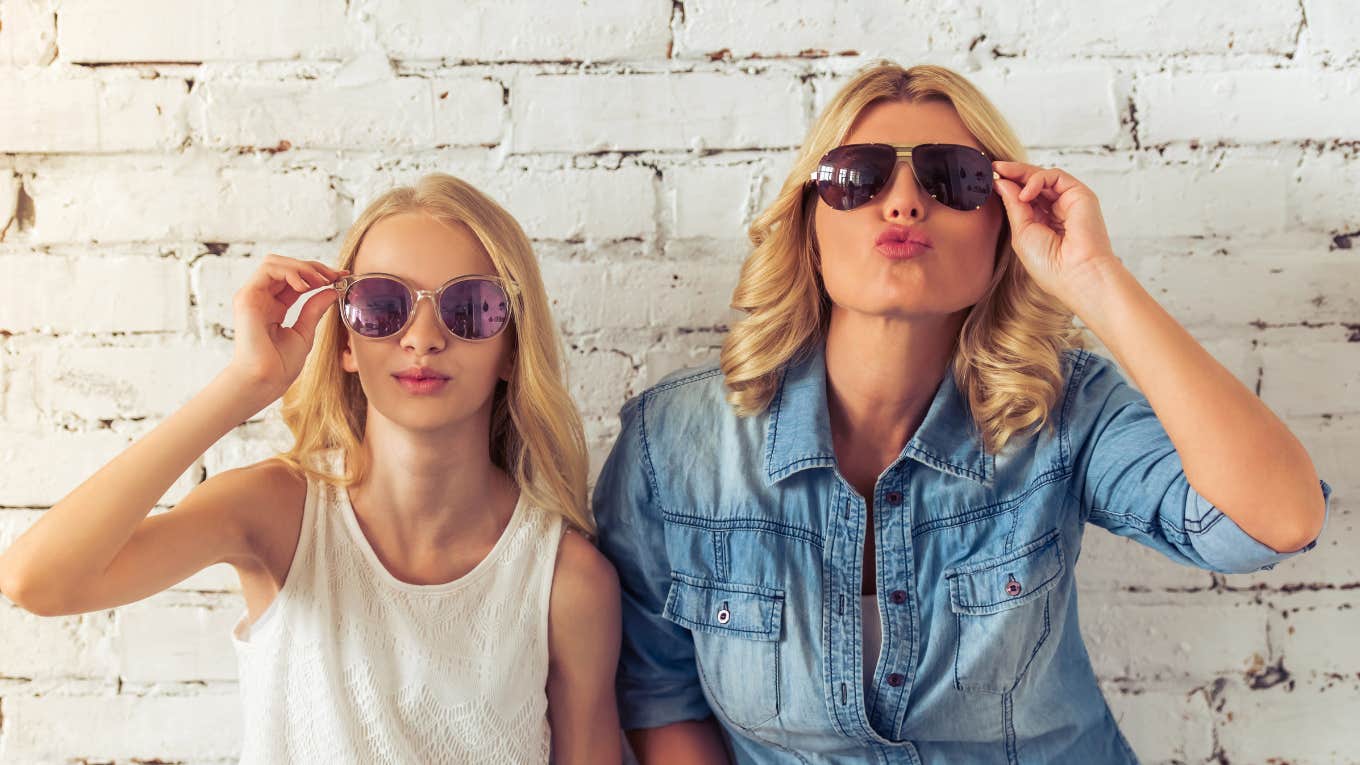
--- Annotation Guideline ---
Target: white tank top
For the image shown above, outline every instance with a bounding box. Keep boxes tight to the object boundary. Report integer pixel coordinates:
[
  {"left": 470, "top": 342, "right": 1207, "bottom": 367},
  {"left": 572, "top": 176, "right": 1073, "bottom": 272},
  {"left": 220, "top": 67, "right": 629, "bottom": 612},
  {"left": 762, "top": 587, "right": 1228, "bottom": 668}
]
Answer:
[{"left": 230, "top": 450, "right": 564, "bottom": 764}]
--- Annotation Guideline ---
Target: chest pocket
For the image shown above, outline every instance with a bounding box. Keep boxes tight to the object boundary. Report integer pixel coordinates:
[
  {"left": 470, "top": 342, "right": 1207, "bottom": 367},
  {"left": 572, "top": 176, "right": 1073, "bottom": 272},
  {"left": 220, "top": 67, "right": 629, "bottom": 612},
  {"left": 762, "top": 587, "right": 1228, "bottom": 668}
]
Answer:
[
  {"left": 663, "top": 571, "right": 784, "bottom": 730},
  {"left": 944, "top": 529, "right": 1066, "bottom": 695}
]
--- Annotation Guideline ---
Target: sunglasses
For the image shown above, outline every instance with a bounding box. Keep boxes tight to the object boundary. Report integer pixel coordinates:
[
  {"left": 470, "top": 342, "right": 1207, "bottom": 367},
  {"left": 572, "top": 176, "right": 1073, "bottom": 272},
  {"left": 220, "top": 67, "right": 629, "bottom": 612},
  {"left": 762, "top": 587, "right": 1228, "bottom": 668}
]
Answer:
[
  {"left": 332, "top": 272, "right": 518, "bottom": 342},
  {"left": 808, "top": 143, "right": 998, "bottom": 212}
]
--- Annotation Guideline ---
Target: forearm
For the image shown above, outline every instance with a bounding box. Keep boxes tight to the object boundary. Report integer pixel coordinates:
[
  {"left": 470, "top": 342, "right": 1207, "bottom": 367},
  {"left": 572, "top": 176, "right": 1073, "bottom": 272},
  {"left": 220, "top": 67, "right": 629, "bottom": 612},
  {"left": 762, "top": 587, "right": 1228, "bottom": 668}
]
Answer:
[
  {"left": 628, "top": 719, "right": 731, "bottom": 765},
  {"left": 0, "top": 369, "right": 272, "bottom": 594},
  {"left": 1065, "top": 260, "right": 1325, "bottom": 552}
]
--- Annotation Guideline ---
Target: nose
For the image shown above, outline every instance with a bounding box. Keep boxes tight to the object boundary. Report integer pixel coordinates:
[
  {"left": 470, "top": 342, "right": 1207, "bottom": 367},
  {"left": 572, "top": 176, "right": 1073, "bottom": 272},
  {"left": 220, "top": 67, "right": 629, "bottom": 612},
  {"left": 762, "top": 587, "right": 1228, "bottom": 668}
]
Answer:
[
  {"left": 878, "top": 160, "right": 929, "bottom": 221},
  {"left": 399, "top": 295, "right": 447, "bottom": 355}
]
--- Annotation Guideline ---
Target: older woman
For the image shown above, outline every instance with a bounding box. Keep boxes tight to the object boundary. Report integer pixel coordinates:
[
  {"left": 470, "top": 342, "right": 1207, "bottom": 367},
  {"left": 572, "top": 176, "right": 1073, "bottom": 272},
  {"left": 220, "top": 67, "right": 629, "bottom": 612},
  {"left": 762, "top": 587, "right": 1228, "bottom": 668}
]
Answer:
[{"left": 594, "top": 63, "right": 1330, "bottom": 764}]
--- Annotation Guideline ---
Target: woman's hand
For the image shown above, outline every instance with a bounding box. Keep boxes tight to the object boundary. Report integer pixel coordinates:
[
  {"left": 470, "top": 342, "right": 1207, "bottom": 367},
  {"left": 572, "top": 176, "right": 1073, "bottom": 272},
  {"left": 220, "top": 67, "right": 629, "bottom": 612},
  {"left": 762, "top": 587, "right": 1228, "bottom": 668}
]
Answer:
[
  {"left": 226, "top": 254, "right": 348, "bottom": 400},
  {"left": 992, "top": 161, "right": 1122, "bottom": 309}
]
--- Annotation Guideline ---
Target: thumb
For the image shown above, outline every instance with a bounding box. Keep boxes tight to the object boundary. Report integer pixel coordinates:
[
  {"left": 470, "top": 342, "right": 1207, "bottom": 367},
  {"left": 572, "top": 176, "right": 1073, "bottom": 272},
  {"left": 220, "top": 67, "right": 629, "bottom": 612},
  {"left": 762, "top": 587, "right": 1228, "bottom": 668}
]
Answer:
[{"left": 289, "top": 289, "right": 338, "bottom": 347}]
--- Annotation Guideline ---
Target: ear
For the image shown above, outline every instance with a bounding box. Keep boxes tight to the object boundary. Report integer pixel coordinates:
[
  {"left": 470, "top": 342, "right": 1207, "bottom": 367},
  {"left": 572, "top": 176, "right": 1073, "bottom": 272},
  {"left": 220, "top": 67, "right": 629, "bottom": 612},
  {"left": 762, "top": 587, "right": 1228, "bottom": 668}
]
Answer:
[
  {"left": 340, "top": 335, "right": 359, "bottom": 374},
  {"left": 498, "top": 346, "right": 516, "bottom": 383}
]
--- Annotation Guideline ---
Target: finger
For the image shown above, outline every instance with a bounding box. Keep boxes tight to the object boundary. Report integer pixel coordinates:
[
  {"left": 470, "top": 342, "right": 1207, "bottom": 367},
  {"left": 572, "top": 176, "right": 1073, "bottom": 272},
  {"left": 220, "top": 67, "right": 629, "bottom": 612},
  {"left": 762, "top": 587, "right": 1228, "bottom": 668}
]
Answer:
[
  {"left": 308, "top": 260, "right": 348, "bottom": 281},
  {"left": 1021, "top": 168, "right": 1085, "bottom": 203},
  {"left": 992, "top": 160, "right": 1043, "bottom": 183},
  {"left": 993, "top": 177, "right": 1035, "bottom": 229},
  {"left": 1018, "top": 169, "right": 1058, "bottom": 202},
  {"left": 289, "top": 289, "right": 339, "bottom": 346}
]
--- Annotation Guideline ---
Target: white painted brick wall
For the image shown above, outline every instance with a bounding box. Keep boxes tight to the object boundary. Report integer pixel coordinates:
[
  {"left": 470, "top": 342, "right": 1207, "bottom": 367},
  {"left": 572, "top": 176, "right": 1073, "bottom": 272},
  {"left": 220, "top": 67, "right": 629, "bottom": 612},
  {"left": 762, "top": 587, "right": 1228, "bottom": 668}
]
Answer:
[{"left": 0, "top": 1, "right": 1356, "bottom": 763}]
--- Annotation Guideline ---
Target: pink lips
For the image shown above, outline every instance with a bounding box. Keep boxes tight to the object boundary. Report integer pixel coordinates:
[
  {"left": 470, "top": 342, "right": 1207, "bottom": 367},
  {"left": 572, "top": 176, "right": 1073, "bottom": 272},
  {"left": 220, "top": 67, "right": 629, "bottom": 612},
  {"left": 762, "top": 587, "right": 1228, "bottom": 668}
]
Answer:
[
  {"left": 393, "top": 366, "right": 449, "bottom": 395},
  {"left": 874, "top": 225, "right": 932, "bottom": 260}
]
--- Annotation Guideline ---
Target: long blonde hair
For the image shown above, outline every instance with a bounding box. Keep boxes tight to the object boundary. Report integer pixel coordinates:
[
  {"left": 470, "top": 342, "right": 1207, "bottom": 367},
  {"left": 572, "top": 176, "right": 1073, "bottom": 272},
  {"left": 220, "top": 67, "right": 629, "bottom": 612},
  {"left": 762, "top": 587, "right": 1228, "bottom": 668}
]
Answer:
[
  {"left": 275, "top": 173, "right": 592, "bottom": 533},
  {"left": 720, "top": 63, "right": 1085, "bottom": 454}
]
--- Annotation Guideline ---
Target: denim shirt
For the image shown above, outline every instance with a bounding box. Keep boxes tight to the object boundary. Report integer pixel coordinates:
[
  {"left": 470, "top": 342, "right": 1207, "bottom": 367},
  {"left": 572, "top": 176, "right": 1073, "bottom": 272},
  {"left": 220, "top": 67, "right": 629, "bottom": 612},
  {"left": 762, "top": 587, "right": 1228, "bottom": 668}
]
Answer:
[{"left": 593, "top": 342, "right": 1332, "bottom": 764}]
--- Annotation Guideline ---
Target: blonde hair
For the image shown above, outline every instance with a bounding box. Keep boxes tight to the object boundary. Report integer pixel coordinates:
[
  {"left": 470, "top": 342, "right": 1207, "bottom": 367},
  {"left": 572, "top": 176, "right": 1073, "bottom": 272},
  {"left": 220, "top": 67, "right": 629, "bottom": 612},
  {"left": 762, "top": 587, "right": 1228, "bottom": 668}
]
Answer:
[
  {"left": 275, "top": 173, "right": 593, "bottom": 533},
  {"left": 720, "top": 62, "right": 1086, "bottom": 454}
]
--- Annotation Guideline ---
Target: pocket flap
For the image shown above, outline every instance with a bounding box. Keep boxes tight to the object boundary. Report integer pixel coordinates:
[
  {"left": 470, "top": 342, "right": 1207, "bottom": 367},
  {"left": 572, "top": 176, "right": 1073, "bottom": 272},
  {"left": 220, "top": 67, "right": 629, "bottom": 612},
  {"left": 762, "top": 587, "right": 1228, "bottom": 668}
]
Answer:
[
  {"left": 946, "top": 529, "right": 1065, "bottom": 615},
  {"left": 662, "top": 571, "right": 784, "bottom": 641}
]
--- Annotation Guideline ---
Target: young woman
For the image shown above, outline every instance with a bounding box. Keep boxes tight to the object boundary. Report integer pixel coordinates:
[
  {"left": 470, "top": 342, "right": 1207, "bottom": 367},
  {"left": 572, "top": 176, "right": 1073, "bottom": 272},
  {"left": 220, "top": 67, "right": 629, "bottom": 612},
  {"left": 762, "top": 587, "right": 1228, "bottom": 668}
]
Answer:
[
  {"left": 593, "top": 64, "right": 1331, "bottom": 764},
  {"left": 0, "top": 173, "right": 623, "bottom": 764}
]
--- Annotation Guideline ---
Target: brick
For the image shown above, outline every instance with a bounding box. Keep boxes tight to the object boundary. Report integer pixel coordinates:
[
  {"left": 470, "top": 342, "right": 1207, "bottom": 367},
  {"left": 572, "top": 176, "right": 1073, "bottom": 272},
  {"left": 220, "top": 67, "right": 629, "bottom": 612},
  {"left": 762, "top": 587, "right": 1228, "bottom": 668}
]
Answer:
[
  {"left": 0, "top": 602, "right": 117, "bottom": 678},
  {"left": 0, "top": 425, "right": 197, "bottom": 506},
  {"left": 1102, "top": 680, "right": 1216, "bottom": 764},
  {"left": 809, "top": 65, "right": 1125, "bottom": 149},
  {"left": 1066, "top": 153, "right": 1290, "bottom": 238},
  {"left": 0, "top": 170, "right": 19, "bottom": 240},
  {"left": 1304, "top": 0, "right": 1360, "bottom": 58},
  {"left": 541, "top": 258, "right": 740, "bottom": 335},
  {"left": 968, "top": 65, "right": 1126, "bottom": 149},
  {"left": 27, "top": 159, "right": 339, "bottom": 243},
  {"left": 57, "top": 0, "right": 352, "bottom": 62},
  {"left": 1138, "top": 68, "right": 1360, "bottom": 145},
  {"left": 367, "top": 0, "right": 672, "bottom": 61},
  {"left": 675, "top": 0, "right": 964, "bottom": 59},
  {"left": 665, "top": 162, "right": 759, "bottom": 239},
  {"left": 1288, "top": 149, "right": 1360, "bottom": 236},
  {"left": 1079, "top": 592, "right": 1269, "bottom": 680},
  {"left": 512, "top": 72, "right": 806, "bottom": 152},
  {"left": 0, "top": 72, "right": 187, "bottom": 153},
  {"left": 1216, "top": 677, "right": 1360, "bottom": 763},
  {"left": 0, "top": 254, "right": 188, "bottom": 334},
  {"left": 1272, "top": 592, "right": 1360, "bottom": 677},
  {"left": 981, "top": 0, "right": 1299, "bottom": 57},
  {"left": 565, "top": 344, "right": 638, "bottom": 418},
  {"left": 28, "top": 341, "right": 230, "bottom": 421},
  {"left": 0, "top": 691, "right": 241, "bottom": 761},
  {"left": 1259, "top": 341, "right": 1360, "bottom": 418},
  {"left": 195, "top": 73, "right": 502, "bottom": 150},
  {"left": 487, "top": 165, "right": 657, "bottom": 241},
  {"left": 114, "top": 595, "right": 240, "bottom": 683},
  {"left": 0, "top": 0, "right": 56, "bottom": 65},
  {"left": 1134, "top": 253, "right": 1360, "bottom": 330}
]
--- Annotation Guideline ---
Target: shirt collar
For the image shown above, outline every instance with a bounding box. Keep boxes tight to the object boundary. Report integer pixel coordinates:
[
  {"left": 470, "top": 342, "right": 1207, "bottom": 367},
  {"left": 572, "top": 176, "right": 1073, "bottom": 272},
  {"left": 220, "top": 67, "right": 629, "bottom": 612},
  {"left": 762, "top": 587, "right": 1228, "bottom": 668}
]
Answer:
[{"left": 762, "top": 339, "right": 995, "bottom": 486}]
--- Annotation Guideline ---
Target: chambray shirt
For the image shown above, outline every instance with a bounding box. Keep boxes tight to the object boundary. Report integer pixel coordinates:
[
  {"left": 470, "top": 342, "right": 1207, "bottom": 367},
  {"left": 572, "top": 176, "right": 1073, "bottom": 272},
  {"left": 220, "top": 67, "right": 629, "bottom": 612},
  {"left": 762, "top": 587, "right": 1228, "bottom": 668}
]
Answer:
[{"left": 594, "top": 342, "right": 1331, "bottom": 764}]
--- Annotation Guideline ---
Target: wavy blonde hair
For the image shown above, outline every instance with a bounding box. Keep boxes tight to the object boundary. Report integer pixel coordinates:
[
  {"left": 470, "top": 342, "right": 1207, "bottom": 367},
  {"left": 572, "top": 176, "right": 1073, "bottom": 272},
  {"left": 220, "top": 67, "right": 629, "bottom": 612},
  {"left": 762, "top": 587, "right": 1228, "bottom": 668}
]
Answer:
[
  {"left": 720, "top": 62, "right": 1086, "bottom": 454},
  {"left": 275, "top": 173, "right": 592, "bottom": 533}
]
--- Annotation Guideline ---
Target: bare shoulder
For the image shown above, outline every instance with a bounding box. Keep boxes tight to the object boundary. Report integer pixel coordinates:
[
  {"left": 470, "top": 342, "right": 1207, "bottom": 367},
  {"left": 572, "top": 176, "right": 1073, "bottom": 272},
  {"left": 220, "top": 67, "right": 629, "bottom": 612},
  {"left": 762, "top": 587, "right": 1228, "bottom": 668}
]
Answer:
[
  {"left": 549, "top": 529, "right": 622, "bottom": 644},
  {"left": 193, "top": 457, "right": 307, "bottom": 577}
]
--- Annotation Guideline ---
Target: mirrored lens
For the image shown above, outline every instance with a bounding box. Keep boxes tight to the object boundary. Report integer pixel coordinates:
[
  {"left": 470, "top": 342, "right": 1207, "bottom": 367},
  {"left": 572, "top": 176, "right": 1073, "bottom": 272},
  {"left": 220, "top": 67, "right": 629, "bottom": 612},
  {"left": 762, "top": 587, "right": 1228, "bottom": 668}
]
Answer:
[
  {"left": 912, "top": 144, "right": 993, "bottom": 211},
  {"left": 813, "top": 144, "right": 897, "bottom": 210},
  {"left": 440, "top": 279, "right": 511, "bottom": 340},
  {"left": 342, "top": 276, "right": 411, "bottom": 338}
]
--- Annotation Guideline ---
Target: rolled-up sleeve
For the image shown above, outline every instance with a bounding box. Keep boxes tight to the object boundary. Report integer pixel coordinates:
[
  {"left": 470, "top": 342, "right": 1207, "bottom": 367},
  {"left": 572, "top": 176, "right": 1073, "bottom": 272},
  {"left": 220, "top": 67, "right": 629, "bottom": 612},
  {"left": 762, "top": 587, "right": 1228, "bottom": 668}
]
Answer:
[
  {"left": 1066, "top": 350, "right": 1332, "bottom": 574},
  {"left": 593, "top": 393, "right": 712, "bottom": 730}
]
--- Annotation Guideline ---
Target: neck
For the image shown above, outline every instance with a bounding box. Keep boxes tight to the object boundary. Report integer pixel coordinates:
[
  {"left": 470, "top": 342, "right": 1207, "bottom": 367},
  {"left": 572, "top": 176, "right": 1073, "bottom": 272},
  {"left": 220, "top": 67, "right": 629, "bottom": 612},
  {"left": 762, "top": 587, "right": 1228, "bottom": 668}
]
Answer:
[
  {"left": 349, "top": 400, "right": 515, "bottom": 552},
  {"left": 824, "top": 308, "right": 962, "bottom": 473}
]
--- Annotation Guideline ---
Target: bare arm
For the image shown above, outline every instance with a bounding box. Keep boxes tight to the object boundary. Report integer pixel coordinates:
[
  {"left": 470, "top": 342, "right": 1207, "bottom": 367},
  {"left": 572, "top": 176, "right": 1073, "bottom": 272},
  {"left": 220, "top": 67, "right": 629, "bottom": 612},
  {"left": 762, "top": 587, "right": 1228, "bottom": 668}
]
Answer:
[
  {"left": 627, "top": 719, "right": 731, "bottom": 765},
  {"left": 0, "top": 255, "right": 345, "bottom": 615},
  {"left": 993, "top": 161, "right": 1326, "bottom": 553},
  {"left": 546, "top": 532, "right": 623, "bottom": 765},
  {"left": 1065, "top": 261, "right": 1324, "bottom": 552}
]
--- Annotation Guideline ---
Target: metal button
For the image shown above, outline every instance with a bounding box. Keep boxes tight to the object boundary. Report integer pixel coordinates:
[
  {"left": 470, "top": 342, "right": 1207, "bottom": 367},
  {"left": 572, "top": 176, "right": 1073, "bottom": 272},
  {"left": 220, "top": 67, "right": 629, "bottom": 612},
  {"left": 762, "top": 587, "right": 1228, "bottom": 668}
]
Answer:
[
  {"left": 885, "top": 491, "right": 903, "bottom": 505},
  {"left": 1005, "top": 575, "right": 1023, "bottom": 597},
  {"left": 717, "top": 601, "right": 731, "bottom": 624},
  {"left": 889, "top": 589, "right": 907, "bottom": 605},
  {"left": 887, "top": 673, "right": 905, "bottom": 687}
]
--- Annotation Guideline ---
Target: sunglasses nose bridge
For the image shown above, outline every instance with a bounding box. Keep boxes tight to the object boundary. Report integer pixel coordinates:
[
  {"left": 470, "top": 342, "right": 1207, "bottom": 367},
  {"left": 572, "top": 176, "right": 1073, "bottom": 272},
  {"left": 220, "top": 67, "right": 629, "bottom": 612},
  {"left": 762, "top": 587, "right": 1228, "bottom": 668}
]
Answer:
[
  {"left": 399, "top": 288, "right": 449, "bottom": 341},
  {"left": 879, "top": 156, "right": 934, "bottom": 213}
]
